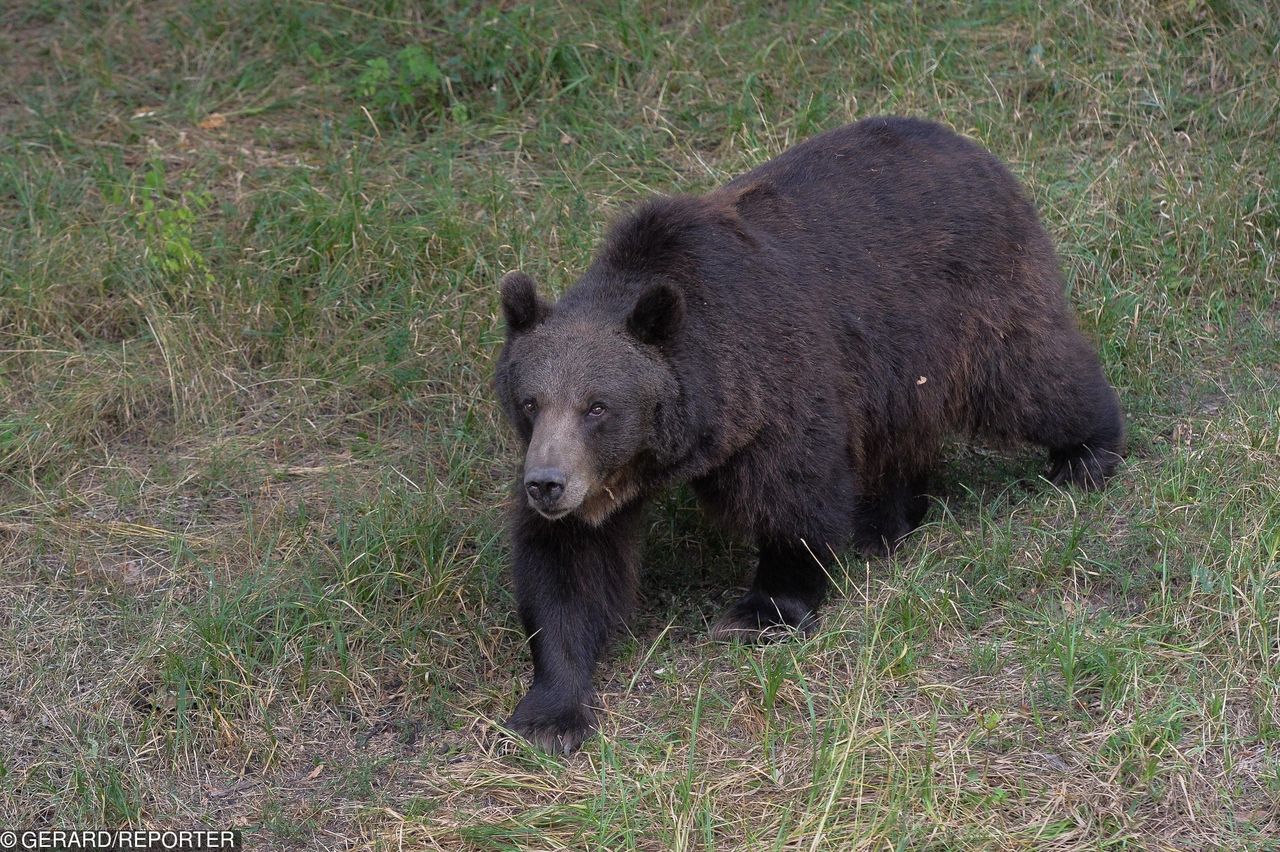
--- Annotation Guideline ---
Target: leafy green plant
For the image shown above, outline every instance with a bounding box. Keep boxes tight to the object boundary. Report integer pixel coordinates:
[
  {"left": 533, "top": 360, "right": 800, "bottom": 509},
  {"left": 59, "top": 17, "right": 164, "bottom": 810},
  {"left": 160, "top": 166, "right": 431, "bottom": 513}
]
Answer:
[
  {"left": 131, "top": 162, "right": 213, "bottom": 283},
  {"left": 355, "top": 44, "right": 453, "bottom": 124}
]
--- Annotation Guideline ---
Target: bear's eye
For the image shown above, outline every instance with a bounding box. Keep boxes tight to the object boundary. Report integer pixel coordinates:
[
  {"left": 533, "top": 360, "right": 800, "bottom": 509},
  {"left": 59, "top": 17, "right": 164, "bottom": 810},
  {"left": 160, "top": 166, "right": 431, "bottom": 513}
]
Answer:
[
  {"left": 521, "top": 398, "right": 537, "bottom": 415},
  {"left": 586, "top": 402, "right": 607, "bottom": 418}
]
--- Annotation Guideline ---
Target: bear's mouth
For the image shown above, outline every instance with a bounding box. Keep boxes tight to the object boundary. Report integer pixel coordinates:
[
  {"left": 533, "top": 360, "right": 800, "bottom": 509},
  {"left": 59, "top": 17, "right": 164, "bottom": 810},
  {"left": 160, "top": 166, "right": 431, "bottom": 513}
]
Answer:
[{"left": 534, "top": 506, "right": 571, "bottom": 521}]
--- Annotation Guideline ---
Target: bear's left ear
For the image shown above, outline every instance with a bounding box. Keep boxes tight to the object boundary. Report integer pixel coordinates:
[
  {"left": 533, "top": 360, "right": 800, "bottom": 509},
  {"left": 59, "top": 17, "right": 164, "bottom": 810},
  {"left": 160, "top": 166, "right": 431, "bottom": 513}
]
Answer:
[
  {"left": 500, "top": 271, "right": 550, "bottom": 336},
  {"left": 627, "top": 281, "right": 684, "bottom": 346}
]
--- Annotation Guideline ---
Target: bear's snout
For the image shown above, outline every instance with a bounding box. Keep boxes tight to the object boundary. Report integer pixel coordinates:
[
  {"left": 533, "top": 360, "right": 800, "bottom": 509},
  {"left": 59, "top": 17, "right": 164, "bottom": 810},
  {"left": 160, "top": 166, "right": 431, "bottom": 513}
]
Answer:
[
  {"left": 522, "top": 410, "right": 594, "bottom": 518},
  {"left": 525, "top": 467, "right": 567, "bottom": 509}
]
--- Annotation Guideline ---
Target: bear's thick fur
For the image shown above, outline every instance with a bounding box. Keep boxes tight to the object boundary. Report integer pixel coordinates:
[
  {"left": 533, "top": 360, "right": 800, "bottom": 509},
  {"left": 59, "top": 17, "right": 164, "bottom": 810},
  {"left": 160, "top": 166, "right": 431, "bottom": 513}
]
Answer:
[{"left": 494, "top": 116, "right": 1124, "bottom": 753}]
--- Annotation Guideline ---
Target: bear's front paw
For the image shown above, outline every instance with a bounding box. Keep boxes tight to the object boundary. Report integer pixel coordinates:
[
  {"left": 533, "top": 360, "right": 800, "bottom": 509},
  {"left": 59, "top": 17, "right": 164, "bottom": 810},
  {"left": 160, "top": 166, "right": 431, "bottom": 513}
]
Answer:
[
  {"left": 505, "top": 691, "right": 598, "bottom": 755},
  {"left": 711, "top": 591, "right": 817, "bottom": 643}
]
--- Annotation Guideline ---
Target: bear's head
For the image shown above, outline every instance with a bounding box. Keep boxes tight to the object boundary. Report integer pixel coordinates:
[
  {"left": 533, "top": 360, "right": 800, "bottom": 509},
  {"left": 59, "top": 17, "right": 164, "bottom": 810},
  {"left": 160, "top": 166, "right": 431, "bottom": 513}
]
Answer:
[{"left": 494, "top": 270, "right": 684, "bottom": 525}]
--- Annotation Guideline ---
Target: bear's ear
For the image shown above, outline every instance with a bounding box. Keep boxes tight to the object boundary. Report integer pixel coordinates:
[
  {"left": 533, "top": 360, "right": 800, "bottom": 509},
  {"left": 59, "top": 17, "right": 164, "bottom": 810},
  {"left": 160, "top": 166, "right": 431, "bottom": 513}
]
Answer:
[
  {"left": 626, "top": 281, "right": 684, "bottom": 346},
  {"left": 499, "top": 271, "right": 550, "bottom": 336}
]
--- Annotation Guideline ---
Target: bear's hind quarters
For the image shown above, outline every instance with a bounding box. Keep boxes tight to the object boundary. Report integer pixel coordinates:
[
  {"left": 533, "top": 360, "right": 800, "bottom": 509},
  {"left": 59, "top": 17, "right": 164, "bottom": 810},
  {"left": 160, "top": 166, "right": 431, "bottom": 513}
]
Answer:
[{"left": 710, "top": 589, "right": 820, "bottom": 643}]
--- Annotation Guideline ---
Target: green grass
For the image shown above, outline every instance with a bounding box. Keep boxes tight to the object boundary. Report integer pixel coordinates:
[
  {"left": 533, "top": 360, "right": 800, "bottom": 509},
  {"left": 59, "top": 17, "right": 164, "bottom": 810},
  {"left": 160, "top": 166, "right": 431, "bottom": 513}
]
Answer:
[{"left": 2, "top": 0, "right": 1278, "bottom": 847}]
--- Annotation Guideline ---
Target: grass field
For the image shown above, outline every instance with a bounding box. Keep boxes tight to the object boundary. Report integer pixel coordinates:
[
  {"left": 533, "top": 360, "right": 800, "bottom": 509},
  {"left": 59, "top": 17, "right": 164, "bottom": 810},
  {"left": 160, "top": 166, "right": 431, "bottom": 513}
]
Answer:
[{"left": 2, "top": 0, "right": 1278, "bottom": 848}]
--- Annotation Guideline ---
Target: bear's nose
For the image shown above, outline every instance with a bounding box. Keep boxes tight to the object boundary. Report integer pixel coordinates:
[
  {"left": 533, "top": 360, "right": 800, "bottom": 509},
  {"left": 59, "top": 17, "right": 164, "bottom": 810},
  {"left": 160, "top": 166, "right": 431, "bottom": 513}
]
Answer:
[{"left": 525, "top": 468, "right": 567, "bottom": 506}]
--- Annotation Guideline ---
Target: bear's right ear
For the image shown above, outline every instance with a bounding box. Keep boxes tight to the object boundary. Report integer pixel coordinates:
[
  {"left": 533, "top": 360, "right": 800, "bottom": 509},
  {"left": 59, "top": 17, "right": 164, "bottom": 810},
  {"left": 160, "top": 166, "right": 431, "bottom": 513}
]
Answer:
[{"left": 499, "top": 271, "right": 550, "bottom": 336}]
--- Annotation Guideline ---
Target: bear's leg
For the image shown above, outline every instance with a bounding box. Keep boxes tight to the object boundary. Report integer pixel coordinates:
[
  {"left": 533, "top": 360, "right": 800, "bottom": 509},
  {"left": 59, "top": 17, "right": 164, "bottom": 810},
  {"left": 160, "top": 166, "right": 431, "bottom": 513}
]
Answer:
[
  {"left": 505, "top": 502, "right": 644, "bottom": 755},
  {"left": 712, "top": 536, "right": 829, "bottom": 641},
  {"left": 1003, "top": 333, "right": 1124, "bottom": 489},
  {"left": 852, "top": 471, "right": 930, "bottom": 556}
]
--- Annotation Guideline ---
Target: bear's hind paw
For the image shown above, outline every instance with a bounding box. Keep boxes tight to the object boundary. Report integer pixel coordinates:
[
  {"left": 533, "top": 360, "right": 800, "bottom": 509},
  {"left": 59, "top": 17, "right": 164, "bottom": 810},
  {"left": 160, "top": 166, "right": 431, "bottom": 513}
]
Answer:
[
  {"left": 504, "top": 695, "right": 597, "bottom": 755},
  {"left": 711, "top": 591, "right": 817, "bottom": 643}
]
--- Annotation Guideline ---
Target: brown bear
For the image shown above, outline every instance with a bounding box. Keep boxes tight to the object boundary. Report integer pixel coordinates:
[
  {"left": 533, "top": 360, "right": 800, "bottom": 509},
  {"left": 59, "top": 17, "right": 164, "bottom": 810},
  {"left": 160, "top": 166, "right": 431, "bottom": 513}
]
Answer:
[{"left": 494, "top": 116, "right": 1123, "bottom": 754}]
